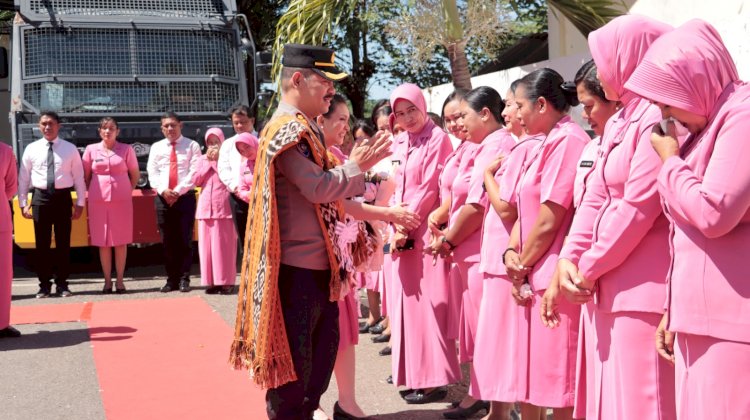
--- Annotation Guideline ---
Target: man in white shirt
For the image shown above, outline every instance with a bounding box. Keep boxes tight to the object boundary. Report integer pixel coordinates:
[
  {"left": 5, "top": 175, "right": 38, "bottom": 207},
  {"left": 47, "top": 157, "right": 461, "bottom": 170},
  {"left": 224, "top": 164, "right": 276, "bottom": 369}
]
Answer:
[
  {"left": 217, "top": 105, "right": 257, "bottom": 248},
  {"left": 146, "top": 112, "right": 201, "bottom": 293},
  {"left": 18, "top": 111, "right": 86, "bottom": 298}
]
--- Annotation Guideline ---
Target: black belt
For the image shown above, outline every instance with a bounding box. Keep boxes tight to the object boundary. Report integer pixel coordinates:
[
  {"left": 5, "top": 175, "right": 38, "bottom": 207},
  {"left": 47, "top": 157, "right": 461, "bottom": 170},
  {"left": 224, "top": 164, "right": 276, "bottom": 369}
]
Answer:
[{"left": 31, "top": 187, "right": 74, "bottom": 194}]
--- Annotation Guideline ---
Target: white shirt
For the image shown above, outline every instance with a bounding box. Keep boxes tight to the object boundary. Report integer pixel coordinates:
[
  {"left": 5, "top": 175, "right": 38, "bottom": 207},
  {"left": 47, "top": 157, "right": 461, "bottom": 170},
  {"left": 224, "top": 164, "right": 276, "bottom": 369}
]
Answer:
[
  {"left": 146, "top": 136, "right": 201, "bottom": 195},
  {"left": 18, "top": 137, "right": 86, "bottom": 207},
  {"left": 217, "top": 134, "right": 242, "bottom": 192}
]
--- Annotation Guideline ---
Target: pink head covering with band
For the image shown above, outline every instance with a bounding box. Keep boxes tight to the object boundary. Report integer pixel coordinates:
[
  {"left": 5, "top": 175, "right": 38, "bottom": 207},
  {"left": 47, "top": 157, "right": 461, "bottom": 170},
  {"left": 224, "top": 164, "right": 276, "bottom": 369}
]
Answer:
[
  {"left": 625, "top": 19, "right": 739, "bottom": 118},
  {"left": 204, "top": 127, "right": 225, "bottom": 144},
  {"left": 588, "top": 14, "right": 673, "bottom": 99},
  {"left": 388, "top": 83, "right": 428, "bottom": 133},
  {"left": 234, "top": 132, "right": 259, "bottom": 159}
]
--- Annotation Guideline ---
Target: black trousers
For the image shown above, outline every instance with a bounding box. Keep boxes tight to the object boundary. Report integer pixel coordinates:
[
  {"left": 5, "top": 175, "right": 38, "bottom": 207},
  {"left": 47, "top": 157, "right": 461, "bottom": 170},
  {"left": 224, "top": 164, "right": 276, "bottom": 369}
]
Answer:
[
  {"left": 230, "top": 193, "right": 249, "bottom": 251},
  {"left": 154, "top": 192, "right": 196, "bottom": 285},
  {"left": 32, "top": 188, "right": 73, "bottom": 289},
  {"left": 266, "top": 264, "right": 339, "bottom": 420}
]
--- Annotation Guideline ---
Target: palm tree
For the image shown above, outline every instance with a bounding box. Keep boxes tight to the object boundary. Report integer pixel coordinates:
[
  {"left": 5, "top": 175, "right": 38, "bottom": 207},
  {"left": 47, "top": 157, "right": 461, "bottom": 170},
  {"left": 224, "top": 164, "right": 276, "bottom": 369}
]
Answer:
[{"left": 269, "top": 0, "right": 625, "bottom": 91}]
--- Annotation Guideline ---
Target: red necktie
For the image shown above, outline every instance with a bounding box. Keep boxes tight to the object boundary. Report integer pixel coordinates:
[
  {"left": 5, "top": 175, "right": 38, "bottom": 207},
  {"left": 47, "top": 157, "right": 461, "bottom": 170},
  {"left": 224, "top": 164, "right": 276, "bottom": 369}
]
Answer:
[{"left": 168, "top": 142, "right": 178, "bottom": 190}]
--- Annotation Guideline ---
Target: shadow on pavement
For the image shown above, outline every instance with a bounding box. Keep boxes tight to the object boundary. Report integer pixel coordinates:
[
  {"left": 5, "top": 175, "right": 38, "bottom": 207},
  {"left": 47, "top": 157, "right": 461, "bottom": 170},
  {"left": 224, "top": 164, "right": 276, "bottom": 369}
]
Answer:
[
  {"left": 0, "top": 327, "right": 91, "bottom": 351},
  {"left": 89, "top": 326, "right": 137, "bottom": 342},
  {"left": 372, "top": 409, "right": 446, "bottom": 419}
]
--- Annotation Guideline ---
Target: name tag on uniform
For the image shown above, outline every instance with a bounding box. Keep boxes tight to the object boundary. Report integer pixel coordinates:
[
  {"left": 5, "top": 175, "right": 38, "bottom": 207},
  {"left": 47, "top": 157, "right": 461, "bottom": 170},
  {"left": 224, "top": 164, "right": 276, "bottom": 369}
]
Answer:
[
  {"left": 95, "top": 159, "right": 104, "bottom": 162},
  {"left": 579, "top": 160, "right": 594, "bottom": 168},
  {"left": 243, "top": 170, "right": 251, "bottom": 175}
]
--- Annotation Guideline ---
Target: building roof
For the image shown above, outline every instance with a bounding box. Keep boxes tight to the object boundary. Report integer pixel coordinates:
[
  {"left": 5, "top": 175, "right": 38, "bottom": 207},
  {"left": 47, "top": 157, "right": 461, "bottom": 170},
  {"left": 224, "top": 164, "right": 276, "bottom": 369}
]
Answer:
[{"left": 474, "top": 33, "right": 549, "bottom": 76}]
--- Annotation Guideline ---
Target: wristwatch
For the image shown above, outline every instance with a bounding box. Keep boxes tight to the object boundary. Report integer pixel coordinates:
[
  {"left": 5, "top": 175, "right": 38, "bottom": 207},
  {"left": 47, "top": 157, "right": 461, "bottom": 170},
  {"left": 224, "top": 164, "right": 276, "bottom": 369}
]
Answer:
[{"left": 441, "top": 236, "right": 456, "bottom": 250}]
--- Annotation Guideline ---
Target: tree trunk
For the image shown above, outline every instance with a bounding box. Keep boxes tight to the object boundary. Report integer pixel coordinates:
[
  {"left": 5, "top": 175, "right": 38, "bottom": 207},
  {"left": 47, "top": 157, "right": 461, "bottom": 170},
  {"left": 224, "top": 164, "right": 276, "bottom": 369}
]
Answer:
[{"left": 446, "top": 41, "right": 472, "bottom": 91}]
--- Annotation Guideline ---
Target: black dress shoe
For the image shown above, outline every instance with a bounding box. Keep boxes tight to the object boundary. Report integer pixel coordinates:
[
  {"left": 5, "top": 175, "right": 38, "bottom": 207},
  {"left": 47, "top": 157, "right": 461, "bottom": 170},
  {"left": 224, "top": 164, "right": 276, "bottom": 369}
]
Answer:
[
  {"left": 0, "top": 326, "right": 21, "bottom": 338},
  {"left": 369, "top": 323, "right": 386, "bottom": 335},
  {"left": 219, "top": 285, "right": 235, "bottom": 295},
  {"left": 36, "top": 287, "right": 51, "bottom": 299},
  {"left": 115, "top": 286, "right": 127, "bottom": 294},
  {"left": 386, "top": 375, "right": 393, "bottom": 384},
  {"left": 179, "top": 279, "right": 191, "bottom": 293},
  {"left": 398, "top": 388, "right": 414, "bottom": 398},
  {"left": 404, "top": 387, "right": 448, "bottom": 405},
  {"left": 160, "top": 283, "right": 176, "bottom": 293},
  {"left": 102, "top": 285, "right": 114, "bottom": 294},
  {"left": 333, "top": 401, "right": 371, "bottom": 420},
  {"left": 371, "top": 333, "right": 390, "bottom": 343},
  {"left": 205, "top": 286, "right": 220, "bottom": 295},
  {"left": 56, "top": 287, "right": 73, "bottom": 297},
  {"left": 359, "top": 316, "right": 383, "bottom": 334},
  {"left": 379, "top": 346, "right": 392, "bottom": 356},
  {"left": 442, "top": 400, "right": 490, "bottom": 419}
]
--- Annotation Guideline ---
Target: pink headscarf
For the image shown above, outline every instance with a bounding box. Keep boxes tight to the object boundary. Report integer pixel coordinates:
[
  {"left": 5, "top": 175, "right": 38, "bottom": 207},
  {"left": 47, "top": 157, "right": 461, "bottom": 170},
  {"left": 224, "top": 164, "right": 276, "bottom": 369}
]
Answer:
[
  {"left": 204, "top": 127, "right": 225, "bottom": 144},
  {"left": 234, "top": 132, "right": 259, "bottom": 160},
  {"left": 388, "top": 83, "right": 428, "bottom": 133},
  {"left": 625, "top": 19, "right": 739, "bottom": 118},
  {"left": 588, "top": 15, "right": 672, "bottom": 99}
]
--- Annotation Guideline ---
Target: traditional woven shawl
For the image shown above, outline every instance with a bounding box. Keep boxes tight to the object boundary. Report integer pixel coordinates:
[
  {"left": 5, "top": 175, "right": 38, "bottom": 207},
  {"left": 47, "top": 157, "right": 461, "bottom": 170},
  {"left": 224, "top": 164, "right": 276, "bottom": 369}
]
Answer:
[{"left": 230, "top": 113, "right": 348, "bottom": 389}]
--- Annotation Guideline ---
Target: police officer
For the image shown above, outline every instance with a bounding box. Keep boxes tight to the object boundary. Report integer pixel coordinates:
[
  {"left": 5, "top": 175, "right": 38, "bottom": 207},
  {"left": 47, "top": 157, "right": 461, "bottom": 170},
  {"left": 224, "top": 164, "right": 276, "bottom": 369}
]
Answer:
[{"left": 230, "top": 44, "right": 391, "bottom": 419}]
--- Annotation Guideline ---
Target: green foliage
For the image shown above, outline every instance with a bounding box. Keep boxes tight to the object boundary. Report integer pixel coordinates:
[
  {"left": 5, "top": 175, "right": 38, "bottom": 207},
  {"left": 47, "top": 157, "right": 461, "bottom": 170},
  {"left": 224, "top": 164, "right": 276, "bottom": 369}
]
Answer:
[{"left": 547, "top": 0, "right": 627, "bottom": 36}]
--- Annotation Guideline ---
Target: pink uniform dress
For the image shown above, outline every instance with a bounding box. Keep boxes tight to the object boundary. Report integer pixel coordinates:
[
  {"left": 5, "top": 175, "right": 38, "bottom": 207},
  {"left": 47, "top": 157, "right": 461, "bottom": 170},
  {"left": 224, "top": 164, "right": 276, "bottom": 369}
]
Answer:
[
  {"left": 450, "top": 129, "right": 514, "bottom": 366},
  {"left": 471, "top": 134, "right": 542, "bottom": 402},
  {"left": 388, "top": 83, "right": 459, "bottom": 389},
  {"left": 558, "top": 16, "right": 676, "bottom": 420},
  {"left": 82, "top": 142, "right": 138, "bottom": 246},
  {"left": 515, "top": 115, "right": 587, "bottom": 407},
  {"left": 626, "top": 19, "right": 750, "bottom": 420},
  {"left": 193, "top": 128, "right": 237, "bottom": 287},
  {"left": 0, "top": 144, "right": 17, "bottom": 330},
  {"left": 438, "top": 140, "right": 473, "bottom": 340}
]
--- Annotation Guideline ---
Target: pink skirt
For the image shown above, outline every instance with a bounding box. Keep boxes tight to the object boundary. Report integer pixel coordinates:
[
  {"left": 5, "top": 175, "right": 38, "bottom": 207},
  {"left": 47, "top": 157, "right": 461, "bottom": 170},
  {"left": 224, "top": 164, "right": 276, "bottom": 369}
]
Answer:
[
  {"left": 471, "top": 273, "right": 529, "bottom": 402},
  {"left": 582, "top": 309, "right": 675, "bottom": 420},
  {"left": 457, "top": 261, "right": 482, "bottom": 363},
  {"left": 573, "top": 303, "right": 594, "bottom": 419},
  {"left": 380, "top": 258, "right": 391, "bottom": 317},
  {"left": 338, "top": 289, "right": 359, "bottom": 352},
  {"left": 0, "top": 231, "right": 11, "bottom": 329},
  {"left": 390, "top": 249, "right": 461, "bottom": 389},
  {"left": 526, "top": 290, "right": 579, "bottom": 408},
  {"left": 197, "top": 219, "right": 237, "bottom": 286},
  {"left": 675, "top": 332, "right": 750, "bottom": 420},
  {"left": 446, "top": 264, "right": 464, "bottom": 340},
  {"left": 88, "top": 199, "right": 133, "bottom": 246}
]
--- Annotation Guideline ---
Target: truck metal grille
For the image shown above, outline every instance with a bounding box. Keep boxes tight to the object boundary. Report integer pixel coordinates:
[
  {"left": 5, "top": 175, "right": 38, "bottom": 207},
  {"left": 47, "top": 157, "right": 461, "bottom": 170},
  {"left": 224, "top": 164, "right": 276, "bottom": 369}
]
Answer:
[
  {"left": 24, "top": 27, "right": 237, "bottom": 78},
  {"left": 25, "top": 81, "right": 240, "bottom": 114},
  {"left": 25, "top": 0, "right": 232, "bottom": 18}
]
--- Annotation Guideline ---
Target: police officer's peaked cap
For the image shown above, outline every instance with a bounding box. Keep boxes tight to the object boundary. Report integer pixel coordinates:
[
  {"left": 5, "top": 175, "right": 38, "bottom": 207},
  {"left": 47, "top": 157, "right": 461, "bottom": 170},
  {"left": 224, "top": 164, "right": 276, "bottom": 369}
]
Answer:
[{"left": 282, "top": 44, "right": 348, "bottom": 81}]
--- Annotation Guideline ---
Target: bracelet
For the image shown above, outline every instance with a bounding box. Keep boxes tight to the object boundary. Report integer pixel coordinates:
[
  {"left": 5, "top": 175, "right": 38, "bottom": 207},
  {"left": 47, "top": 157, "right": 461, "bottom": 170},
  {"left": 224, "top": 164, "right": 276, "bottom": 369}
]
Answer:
[
  {"left": 441, "top": 236, "right": 456, "bottom": 250},
  {"left": 502, "top": 247, "right": 517, "bottom": 264}
]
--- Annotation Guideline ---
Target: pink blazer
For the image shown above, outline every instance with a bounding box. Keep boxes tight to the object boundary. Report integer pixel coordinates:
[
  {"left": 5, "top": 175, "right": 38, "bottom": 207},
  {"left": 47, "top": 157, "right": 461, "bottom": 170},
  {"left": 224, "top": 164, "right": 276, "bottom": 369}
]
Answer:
[
  {"left": 392, "top": 121, "right": 453, "bottom": 247},
  {"left": 0, "top": 144, "right": 17, "bottom": 233},
  {"left": 82, "top": 142, "right": 138, "bottom": 202},
  {"left": 236, "top": 158, "right": 255, "bottom": 202},
  {"left": 560, "top": 96, "right": 670, "bottom": 313},
  {"left": 479, "top": 136, "right": 541, "bottom": 275},
  {"left": 452, "top": 129, "right": 515, "bottom": 262},
  {"left": 659, "top": 82, "right": 750, "bottom": 343},
  {"left": 192, "top": 156, "right": 232, "bottom": 220},
  {"left": 517, "top": 116, "right": 588, "bottom": 291}
]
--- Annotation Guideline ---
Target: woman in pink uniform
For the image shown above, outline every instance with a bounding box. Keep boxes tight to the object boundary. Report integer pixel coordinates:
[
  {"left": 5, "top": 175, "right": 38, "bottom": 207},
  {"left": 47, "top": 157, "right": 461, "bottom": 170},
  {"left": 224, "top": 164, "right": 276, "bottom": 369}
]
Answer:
[
  {"left": 548, "top": 15, "right": 676, "bottom": 420},
  {"left": 234, "top": 132, "right": 259, "bottom": 203},
  {"left": 427, "top": 86, "right": 515, "bottom": 418},
  {"left": 624, "top": 19, "right": 750, "bottom": 420},
  {"left": 315, "top": 94, "right": 419, "bottom": 419},
  {"left": 192, "top": 128, "right": 239, "bottom": 294},
  {"left": 472, "top": 80, "right": 543, "bottom": 420},
  {"left": 503, "top": 68, "right": 588, "bottom": 420},
  {"left": 540, "top": 59, "right": 620, "bottom": 419},
  {"left": 0, "top": 143, "right": 18, "bottom": 338},
  {"left": 427, "top": 90, "right": 469, "bottom": 351},
  {"left": 82, "top": 117, "right": 139, "bottom": 294},
  {"left": 389, "top": 83, "right": 458, "bottom": 404}
]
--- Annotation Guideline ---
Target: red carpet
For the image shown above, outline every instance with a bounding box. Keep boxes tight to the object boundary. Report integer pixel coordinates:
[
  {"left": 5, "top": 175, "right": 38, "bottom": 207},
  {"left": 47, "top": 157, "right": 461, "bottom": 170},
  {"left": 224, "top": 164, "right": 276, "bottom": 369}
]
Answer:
[
  {"left": 12, "top": 297, "right": 267, "bottom": 419},
  {"left": 11, "top": 301, "right": 92, "bottom": 324}
]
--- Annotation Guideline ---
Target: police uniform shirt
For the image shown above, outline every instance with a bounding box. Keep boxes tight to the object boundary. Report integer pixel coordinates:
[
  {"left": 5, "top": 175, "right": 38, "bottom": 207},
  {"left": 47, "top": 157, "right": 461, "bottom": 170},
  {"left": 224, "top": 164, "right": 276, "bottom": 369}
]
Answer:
[
  {"left": 273, "top": 102, "right": 365, "bottom": 270},
  {"left": 17, "top": 137, "right": 86, "bottom": 208}
]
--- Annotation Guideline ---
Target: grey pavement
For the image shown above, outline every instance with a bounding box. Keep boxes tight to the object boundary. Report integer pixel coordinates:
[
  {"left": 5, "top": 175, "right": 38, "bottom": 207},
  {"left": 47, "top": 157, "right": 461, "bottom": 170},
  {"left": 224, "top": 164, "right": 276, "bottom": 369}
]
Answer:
[{"left": 2, "top": 248, "right": 478, "bottom": 419}]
